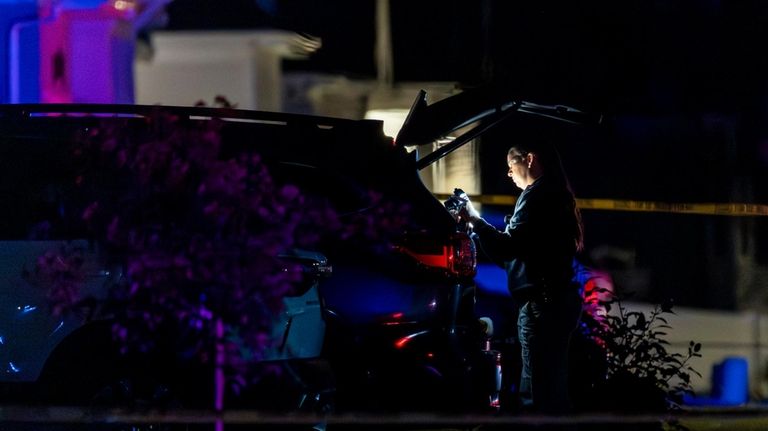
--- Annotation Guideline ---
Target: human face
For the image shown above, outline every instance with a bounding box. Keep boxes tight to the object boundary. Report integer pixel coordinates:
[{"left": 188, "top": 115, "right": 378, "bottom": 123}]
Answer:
[{"left": 507, "top": 151, "right": 531, "bottom": 190}]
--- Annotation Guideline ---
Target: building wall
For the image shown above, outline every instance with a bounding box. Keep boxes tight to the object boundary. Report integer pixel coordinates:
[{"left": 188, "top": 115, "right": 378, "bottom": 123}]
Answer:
[{"left": 624, "top": 301, "right": 768, "bottom": 400}]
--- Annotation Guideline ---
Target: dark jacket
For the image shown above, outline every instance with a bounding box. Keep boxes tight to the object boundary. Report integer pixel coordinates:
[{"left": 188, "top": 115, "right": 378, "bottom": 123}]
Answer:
[{"left": 472, "top": 176, "right": 578, "bottom": 302}]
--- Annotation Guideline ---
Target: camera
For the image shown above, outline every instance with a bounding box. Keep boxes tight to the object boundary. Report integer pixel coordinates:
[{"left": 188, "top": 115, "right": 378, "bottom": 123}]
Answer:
[{"left": 443, "top": 188, "right": 469, "bottom": 212}]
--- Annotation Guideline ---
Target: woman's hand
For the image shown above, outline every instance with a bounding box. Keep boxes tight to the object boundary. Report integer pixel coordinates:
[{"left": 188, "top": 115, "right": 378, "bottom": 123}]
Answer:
[
  {"left": 457, "top": 198, "right": 480, "bottom": 223},
  {"left": 464, "top": 198, "right": 480, "bottom": 220}
]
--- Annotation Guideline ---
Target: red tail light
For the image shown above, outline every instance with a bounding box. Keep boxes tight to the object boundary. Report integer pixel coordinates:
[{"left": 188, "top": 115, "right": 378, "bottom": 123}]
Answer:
[
  {"left": 398, "top": 232, "right": 477, "bottom": 278},
  {"left": 449, "top": 232, "right": 477, "bottom": 278}
]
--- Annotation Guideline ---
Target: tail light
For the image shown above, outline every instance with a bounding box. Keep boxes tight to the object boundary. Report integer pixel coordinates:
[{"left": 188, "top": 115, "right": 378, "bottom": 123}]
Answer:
[
  {"left": 398, "top": 232, "right": 477, "bottom": 278},
  {"left": 449, "top": 232, "right": 477, "bottom": 278}
]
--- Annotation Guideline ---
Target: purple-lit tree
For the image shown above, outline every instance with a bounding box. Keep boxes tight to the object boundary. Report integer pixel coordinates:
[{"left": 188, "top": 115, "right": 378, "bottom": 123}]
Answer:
[{"left": 34, "top": 105, "right": 406, "bottom": 412}]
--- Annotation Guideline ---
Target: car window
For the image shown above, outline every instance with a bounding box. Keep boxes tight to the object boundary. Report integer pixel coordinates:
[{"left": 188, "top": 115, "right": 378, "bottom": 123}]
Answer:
[{"left": 0, "top": 136, "right": 84, "bottom": 240}]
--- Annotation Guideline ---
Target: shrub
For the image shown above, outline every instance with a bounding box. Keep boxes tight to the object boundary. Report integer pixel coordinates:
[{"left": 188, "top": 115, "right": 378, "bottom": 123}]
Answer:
[{"left": 577, "top": 288, "right": 702, "bottom": 413}]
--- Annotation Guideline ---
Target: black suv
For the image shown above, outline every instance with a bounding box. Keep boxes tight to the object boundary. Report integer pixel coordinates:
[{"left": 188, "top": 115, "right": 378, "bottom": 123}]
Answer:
[{"left": 0, "top": 86, "right": 591, "bottom": 414}]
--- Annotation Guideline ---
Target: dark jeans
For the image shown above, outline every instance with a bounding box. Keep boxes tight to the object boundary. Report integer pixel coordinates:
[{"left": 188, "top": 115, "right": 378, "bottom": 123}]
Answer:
[{"left": 517, "top": 287, "right": 582, "bottom": 414}]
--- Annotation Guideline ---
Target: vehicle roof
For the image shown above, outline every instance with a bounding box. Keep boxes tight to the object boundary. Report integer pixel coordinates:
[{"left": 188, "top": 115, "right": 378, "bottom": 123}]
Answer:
[{"left": 0, "top": 102, "right": 458, "bottom": 237}]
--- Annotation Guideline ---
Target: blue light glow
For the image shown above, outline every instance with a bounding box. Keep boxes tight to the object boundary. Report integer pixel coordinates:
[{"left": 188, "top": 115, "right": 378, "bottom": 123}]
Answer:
[
  {"left": 51, "top": 320, "right": 65, "bottom": 335},
  {"left": 0, "top": 0, "right": 36, "bottom": 3},
  {"left": 60, "top": 0, "right": 108, "bottom": 8},
  {"left": 474, "top": 263, "right": 510, "bottom": 297},
  {"left": 18, "top": 305, "right": 37, "bottom": 314},
  {"left": 8, "top": 362, "right": 19, "bottom": 373},
  {"left": 0, "top": 0, "right": 39, "bottom": 103},
  {"left": 322, "top": 267, "right": 421, "bottom": 322}
]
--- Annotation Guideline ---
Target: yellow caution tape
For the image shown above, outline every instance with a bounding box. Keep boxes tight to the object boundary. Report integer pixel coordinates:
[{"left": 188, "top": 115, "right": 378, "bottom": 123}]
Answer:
[
  {"left": 435, "top": 194, "right": 768, "bottom": 216},
  {"left": 576, "top": 199, "right": 768, "bottom": 216}
]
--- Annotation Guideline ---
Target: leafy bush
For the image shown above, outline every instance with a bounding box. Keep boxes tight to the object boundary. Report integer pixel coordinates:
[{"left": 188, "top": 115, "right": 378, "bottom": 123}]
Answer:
[{"left": 577, "top": 288, "right": 702, "bottom": 413}]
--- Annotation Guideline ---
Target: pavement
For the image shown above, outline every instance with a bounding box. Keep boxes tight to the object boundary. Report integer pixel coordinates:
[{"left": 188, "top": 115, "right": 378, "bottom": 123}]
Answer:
[{"left": 2, "top": 405, "right": 768, "bottom": 430}]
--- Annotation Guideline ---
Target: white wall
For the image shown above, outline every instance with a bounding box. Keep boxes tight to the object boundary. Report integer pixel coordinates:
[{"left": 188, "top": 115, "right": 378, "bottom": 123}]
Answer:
[
  {"left": 623, "top": 301, "right": 768, "bottom": 398},
  {"left": 135, "top": 30, "right": 311, "bottom": 110}
]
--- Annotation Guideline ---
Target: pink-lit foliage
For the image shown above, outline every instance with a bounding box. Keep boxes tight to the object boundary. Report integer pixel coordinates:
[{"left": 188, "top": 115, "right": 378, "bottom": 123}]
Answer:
[{"left": 34, "top": 105, "right": 408, "bottom": 396}]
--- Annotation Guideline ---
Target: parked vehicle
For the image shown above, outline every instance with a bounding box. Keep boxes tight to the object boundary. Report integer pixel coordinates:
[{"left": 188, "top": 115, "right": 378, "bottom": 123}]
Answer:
[{"left": 0, "top": 86, "right": 593, "bottom": 413}]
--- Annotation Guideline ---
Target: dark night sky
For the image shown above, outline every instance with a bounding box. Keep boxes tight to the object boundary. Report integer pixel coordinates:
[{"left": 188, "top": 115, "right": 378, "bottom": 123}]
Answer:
[{"left": 164, "top": 0, "right": 768, "bottom": 114}]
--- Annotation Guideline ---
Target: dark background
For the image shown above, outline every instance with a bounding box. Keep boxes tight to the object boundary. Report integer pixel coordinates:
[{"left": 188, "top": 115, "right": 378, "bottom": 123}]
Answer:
[
  {"left": 164, "top": 0, "right": 768, "bottom": 112},
  {"left": 162, "top": 0, "right": 768, "bottom": 310}
]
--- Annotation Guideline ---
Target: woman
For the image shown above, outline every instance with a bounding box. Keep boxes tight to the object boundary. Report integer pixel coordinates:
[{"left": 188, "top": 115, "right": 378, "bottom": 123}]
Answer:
[{"left": 463, "top": 139, "right": 584, "bottom": 414}]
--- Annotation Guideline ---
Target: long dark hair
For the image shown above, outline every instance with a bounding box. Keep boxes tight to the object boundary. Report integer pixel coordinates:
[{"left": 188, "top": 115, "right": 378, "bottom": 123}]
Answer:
[{"left": 508, "top": 140, "right": 584, "bottom": 252}]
